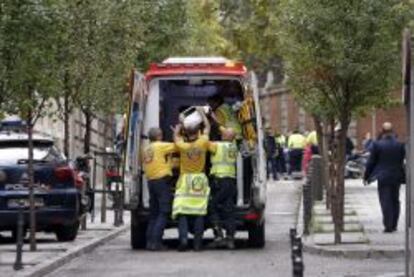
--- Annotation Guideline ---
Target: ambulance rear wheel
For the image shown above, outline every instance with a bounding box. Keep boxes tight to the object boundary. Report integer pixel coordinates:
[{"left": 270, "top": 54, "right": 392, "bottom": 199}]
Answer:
[
  {"left": 131, "top": 212, "right": 147, "bottom": 249},
  {"left": 248, "top": 221, "right": 265, "bottom": 248}
]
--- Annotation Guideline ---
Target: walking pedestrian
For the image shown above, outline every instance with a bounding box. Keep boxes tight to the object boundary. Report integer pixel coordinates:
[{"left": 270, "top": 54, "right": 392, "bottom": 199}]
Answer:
[
  {"left": 363, "top": 122, "right": 405, "bottom": 233},
  {"left": 143, "top": 128, "right": 176, "bottom": 251}
]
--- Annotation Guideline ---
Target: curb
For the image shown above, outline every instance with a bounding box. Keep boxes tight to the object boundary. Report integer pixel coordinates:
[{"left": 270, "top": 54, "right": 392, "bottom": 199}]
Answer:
[
  {"left": 16, "top": 224, "right": 129, "bottom": 277},
  {"left": 302, "top": 240, "right": 404, "bottom": 259}
]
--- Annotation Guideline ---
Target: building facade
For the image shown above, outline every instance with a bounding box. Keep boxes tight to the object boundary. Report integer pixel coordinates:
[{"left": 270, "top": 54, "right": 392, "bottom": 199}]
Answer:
[{"left": 259, "top": 86, "right": 407, "bottom": 148}]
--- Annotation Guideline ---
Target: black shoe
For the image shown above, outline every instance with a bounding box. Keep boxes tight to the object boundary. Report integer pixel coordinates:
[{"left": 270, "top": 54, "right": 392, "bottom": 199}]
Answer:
[
  {"left": 383, "top": 228, "right": 393, "bottom": 233},
  {"left": 225, "top": 238, "right": 235, "bottom": 250},
  {"left": 207, "top": 237, "right": 225, "bottom": 248},
  {"left": 193, "top": 239, "right": 203, "bottom": 252},
  {"left": 153, "top": 243, "right": 168, "bottom": 251},
  {"left": 146, "top": 242, "right": 155, "bottom": 251},
  {"left": 178, "top": 241, "right": 187, "bottom": 252}
]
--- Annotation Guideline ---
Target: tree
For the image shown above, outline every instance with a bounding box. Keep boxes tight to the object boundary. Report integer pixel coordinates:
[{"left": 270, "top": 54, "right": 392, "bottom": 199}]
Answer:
[
  {"left": 218, "top": 0, "right": 283, "bottom": 85},
  {"left": 276, "top": 0, "right": 410, "bottom": 243},
  {"left": 0, "top": 0, "right": 62, "bottom": 250}
]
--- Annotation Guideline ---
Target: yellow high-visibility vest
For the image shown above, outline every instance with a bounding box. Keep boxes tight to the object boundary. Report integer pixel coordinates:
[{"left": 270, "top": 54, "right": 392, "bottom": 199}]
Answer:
[
  {"left": 210, "top": 142, "right": 237, "bottom": 178},
  {"left": 216, "top": 104, "right": 242, "bottom": 138},
  {"left": 275, "top": 135, "right": 286, "bottom": 146},
  {"left": 172, "top": 173, "right": 210, "bottom": 219},
  {"left": 288, "top": 134, "right": 306, "bottom": 149},
  {"left": 307, "top": 131, "right": 318, "bottom": 146}
]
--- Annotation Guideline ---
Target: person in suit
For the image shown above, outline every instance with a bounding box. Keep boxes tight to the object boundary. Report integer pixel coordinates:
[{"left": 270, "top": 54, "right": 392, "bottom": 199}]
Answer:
[{"left": 363, "top": 122, "right": 405, "bottom": 233}]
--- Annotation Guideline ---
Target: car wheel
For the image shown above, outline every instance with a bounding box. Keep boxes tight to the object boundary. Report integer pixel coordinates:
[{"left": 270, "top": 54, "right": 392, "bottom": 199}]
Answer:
[
  {"left": 131, "top": 210, "right": 147, "bottom": 249},
  {"left": 248, "top": 221, "right": 265, "bottom": 248},
  {"left": 55, "top": 221, "right": 79, "bottom": 242}
]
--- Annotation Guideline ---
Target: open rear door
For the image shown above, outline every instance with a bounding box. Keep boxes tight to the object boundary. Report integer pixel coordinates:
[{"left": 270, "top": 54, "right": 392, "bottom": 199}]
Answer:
[
  {"left": 123, "top": 71, "right": 146, "bottom": 209},
  {"left": 248, "top": 71, "right": 267, "bottom": 208}
]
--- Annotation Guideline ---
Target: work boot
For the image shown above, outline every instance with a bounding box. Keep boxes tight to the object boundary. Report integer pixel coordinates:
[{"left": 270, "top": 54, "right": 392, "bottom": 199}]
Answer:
[
  {"left": 213, "top": 226, "right": 224, "bottom": 239},
  {"left": 193, "top": 237, "right": 203, "bottom": 252},
  {"left": 178, "top": 240, "right": 188, "bottom": 252},
  {"left": 153, "top": 243, "right": 168, "bottom": 251},
  {"left": 225, "top": 236, "right": 235, "bottom": 250},
  {"left": 208, "top": 236, "right": 225, "bottom": 248},
  {"left": 146, "top": 242, "right": 155, "bottom": 251}
]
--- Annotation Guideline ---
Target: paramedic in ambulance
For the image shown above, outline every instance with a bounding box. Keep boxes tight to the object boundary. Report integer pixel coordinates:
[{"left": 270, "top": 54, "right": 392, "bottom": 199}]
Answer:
[{"left": 208, "top": 94, "right": 242, "bottom": 139}]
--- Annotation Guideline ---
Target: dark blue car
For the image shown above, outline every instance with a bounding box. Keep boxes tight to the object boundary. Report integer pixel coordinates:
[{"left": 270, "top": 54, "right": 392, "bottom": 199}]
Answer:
[{"left": 0, "top": 132, "right": 82, "bottom": 241}]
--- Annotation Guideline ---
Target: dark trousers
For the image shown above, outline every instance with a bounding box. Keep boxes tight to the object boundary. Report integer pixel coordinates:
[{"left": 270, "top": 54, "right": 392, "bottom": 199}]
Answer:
[
  {"left": 289, "top": 149, "right": 303, "bottom": 174},
  {"left": 377, "top": 180, "right": 401, "bottom": 230},
  {"left": 276, "top": 148, "right": 286, "bottom": 174},
  {"left": 146, "top": 177, "right": 172, "bottom": 247},
  {"left": 267, "top": 157, "right": 278, "bottom": 180},
  {"left": 209, "top": 177, "right": 237, "bottom": 237},
  {"left": 178, "top": 215, "right": 204, "bottom": 244}
]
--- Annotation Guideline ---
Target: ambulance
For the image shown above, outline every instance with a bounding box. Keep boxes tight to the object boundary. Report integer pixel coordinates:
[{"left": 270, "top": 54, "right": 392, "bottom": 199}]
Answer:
[{"left": 122, "top": 57, "right": 267, "bottom": 249}]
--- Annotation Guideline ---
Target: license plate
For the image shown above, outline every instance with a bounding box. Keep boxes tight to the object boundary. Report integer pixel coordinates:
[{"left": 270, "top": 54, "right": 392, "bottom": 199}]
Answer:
[{"left": 8, "top": 198, "right": 44, "bottom": 208}]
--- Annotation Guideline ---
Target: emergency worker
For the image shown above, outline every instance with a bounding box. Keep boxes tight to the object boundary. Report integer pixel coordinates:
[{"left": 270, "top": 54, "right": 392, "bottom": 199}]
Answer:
[
  {"left": 143, "top": 128, "right": 176, "bottom": 251},
  {"left": 275, "top": 132, "right": 287, "bottom": 178},
  {"left": 287, "top": 129, "right": 306, "bottom": 175},
  {"left": 306, "top": 130, "right": 319, "bottom": 154},
  {"left": 208, "top": 127, "right": 238, "bottom": 249},
  {"left": 208, "top": 94, "right": 242, "bottom": 139},
  {"left": 172, "top": 109, "right": 211, "bottom": 251}
]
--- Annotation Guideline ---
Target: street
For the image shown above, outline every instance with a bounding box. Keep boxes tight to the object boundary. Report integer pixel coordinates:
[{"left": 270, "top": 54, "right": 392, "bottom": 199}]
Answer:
[{"left": 47, "top": 180, "right": 403, "bottom": 277}]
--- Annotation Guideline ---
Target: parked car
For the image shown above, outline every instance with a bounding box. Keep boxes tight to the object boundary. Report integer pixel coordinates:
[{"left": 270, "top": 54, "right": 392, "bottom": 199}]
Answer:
[{"left": 0, "top": 130, "right": 84, "bottom": 242}]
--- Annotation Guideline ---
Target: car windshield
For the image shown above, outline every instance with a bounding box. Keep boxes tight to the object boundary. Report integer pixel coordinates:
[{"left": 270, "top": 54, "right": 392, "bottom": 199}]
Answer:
[{"left": 0, "top": 140, "right": 65, "bottom": 165}]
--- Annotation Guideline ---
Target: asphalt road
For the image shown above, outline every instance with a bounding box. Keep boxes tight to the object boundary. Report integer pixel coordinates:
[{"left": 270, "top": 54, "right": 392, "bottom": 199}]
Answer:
[{"left": 48, "top": 180, "right": 404, "bottom": 277}]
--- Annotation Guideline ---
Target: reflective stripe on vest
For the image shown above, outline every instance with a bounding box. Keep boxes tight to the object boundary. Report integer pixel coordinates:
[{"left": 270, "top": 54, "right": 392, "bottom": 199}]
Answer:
[
  {"left": 217, "top": 104, "right": 242, "bottom": 136},
  {"left": 210, "top": 142, "right": 237, "bottom": 178},
  {"left": 172, "top": 173, "right": 210, "bottom": 218}
]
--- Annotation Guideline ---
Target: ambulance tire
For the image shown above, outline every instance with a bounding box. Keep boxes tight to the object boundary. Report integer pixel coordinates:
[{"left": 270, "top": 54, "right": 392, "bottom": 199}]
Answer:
[
  {"left": 131, "top": 212, "right": 147, "bottom": 249},
  {"left": 248, "top": 221, "right": 265, "bottom": 248}
]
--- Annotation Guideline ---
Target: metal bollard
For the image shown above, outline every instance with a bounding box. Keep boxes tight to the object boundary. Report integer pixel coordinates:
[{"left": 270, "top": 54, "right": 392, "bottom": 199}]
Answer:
[
  {"left": 289, "top": 228, "right": 297, "bottom": 247},
  {"left": 293, "top": 256, "right": 304, "bottom": 277},
  {"left": 14, "top": 206, "right": 24, "bottom": 271},
  {"left": 303, "top": 183, "right": 312, "bottom": 235},
  {"left": 113, "top": 191, "right": 121, "bottom": 227},
  {"left": 291, "top": 235, "right": 304, "bottom": 277}
]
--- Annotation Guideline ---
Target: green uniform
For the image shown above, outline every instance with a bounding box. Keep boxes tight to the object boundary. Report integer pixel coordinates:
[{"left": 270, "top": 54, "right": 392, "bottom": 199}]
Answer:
[{"left": 216, "top": 104, "right": 242, "bottom": 138}]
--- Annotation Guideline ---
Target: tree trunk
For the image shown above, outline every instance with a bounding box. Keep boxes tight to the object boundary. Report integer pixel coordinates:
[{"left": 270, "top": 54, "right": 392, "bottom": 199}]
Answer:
[
  {"left": 27, "top": 105, "right": 36, "bottom": 251},
  {"left": 83, "top": 109, "right": 92, "bottom": 155},
  {"left": 321, "top": 120, "right": 331, "bottom": 209},
  {"left": 313, "top": 116, "right": 331, "bottom": 210},
  {"left": 333, "top": 118, "right": 350, "bottom": 244},
  {"left": 63, "top": 89, "right": 70, "bottom": 158}
]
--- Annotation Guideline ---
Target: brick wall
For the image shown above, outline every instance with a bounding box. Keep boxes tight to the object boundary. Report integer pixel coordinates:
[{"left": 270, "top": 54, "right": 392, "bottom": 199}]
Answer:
[{"left": 260, "top": 86, "right": 407, "bottom": 147}]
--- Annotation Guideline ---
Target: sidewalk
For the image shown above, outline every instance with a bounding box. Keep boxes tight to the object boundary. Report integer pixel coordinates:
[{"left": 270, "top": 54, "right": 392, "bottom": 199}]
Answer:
[
  {"left": 0, "top": 210, "right": 130, "bottom": 277},
  {"left": 300, "top": 179, "right": 406, "bottom": 259}
]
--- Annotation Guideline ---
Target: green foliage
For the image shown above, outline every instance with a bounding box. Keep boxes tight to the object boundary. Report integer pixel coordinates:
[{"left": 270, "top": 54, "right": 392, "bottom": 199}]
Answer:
[
  {"left": 276, "top": 0, "right": 410, "bottom": 120},
  {"left": 0, "top": 0, "right": 62, "bottom": 122},
  {"left": 219, "top": 0, "right": 283, "bottom": 83},
  {"left": 184, "top": 0, "right": 235, "bottom": 57},
  {"left": 135, "top": 0, "right": 189, "bottom": 71}
]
